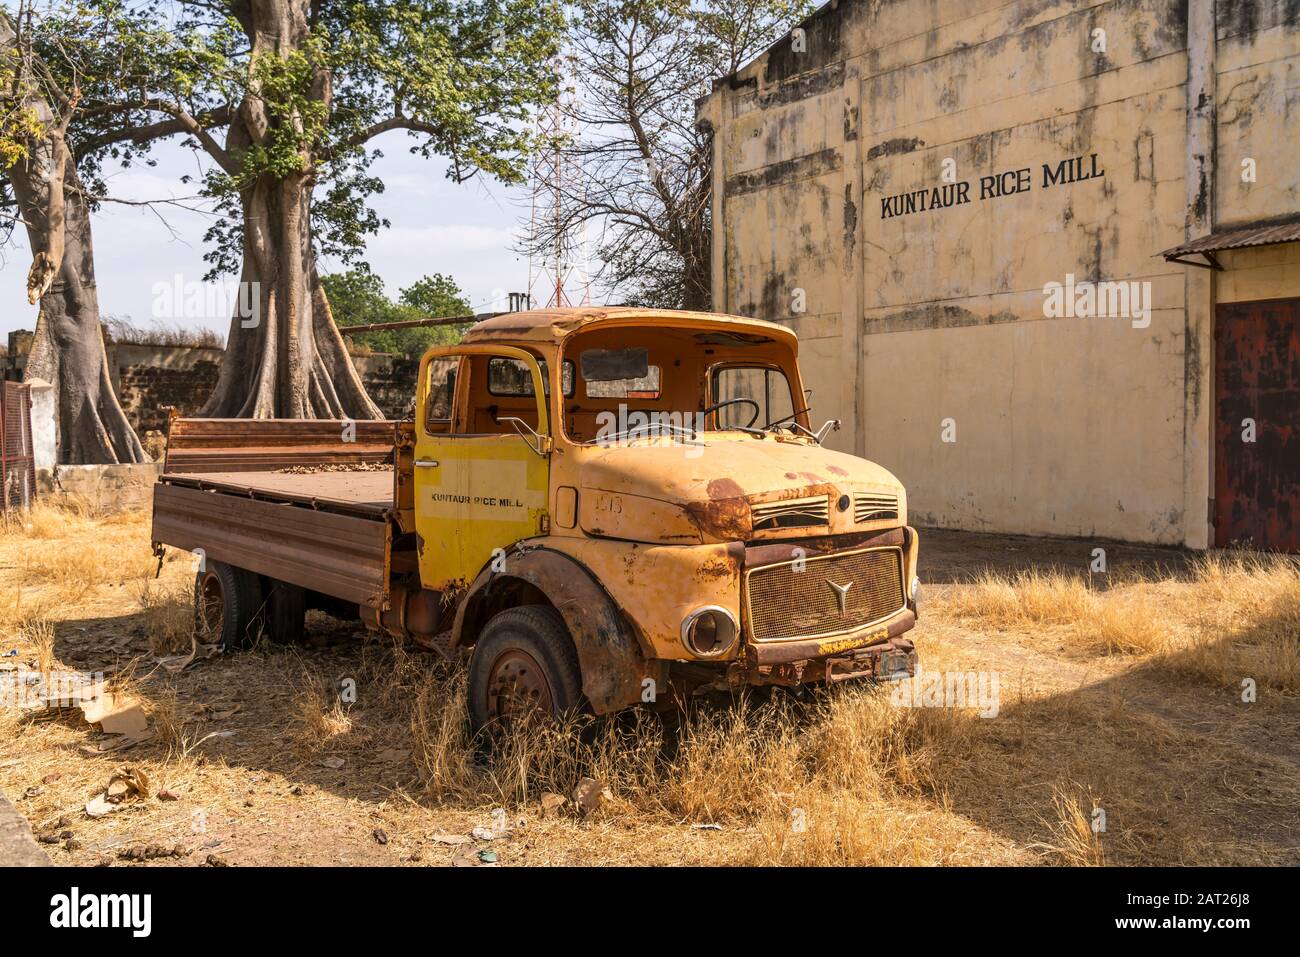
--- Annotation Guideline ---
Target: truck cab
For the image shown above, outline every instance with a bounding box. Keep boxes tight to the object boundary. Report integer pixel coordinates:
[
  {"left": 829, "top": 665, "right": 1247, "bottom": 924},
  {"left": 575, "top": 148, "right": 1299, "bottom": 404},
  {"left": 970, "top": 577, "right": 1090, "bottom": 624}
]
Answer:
[{"left": 399, "top": 308, "right": 919, "bottom": 726}]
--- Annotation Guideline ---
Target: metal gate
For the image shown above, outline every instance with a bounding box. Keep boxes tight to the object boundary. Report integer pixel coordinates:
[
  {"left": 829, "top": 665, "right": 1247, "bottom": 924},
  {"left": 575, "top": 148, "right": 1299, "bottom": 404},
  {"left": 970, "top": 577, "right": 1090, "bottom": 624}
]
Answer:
[
  {"left": 1214, "top": 297, "right": 1299, "bottom": 552},
  {"left": 0, "top": 381, "right": 35, "bottom": 512}
]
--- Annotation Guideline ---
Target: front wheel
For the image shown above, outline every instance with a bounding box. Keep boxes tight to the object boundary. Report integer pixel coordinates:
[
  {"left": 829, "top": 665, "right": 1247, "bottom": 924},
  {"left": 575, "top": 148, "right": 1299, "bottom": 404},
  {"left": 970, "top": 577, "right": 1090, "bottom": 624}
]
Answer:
[{"left": 468, "top": 605, "right": 584, "bottom": 734}]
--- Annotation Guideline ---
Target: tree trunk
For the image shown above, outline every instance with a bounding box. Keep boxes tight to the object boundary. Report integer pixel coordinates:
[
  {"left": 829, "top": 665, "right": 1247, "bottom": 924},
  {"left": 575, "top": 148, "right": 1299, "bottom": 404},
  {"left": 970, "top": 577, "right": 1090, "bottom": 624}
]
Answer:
[
  {"left": 2, "top": 17, "right": 146, "bottom": 464},
  {"left": 14, "top": 166, "right": 148, "bottom": 463},
  {"left": 200, "top": 0, "right": 380, "bottom": 420},
  {"left": 199, "top": 172, "right": 381, "bottom": 419}
]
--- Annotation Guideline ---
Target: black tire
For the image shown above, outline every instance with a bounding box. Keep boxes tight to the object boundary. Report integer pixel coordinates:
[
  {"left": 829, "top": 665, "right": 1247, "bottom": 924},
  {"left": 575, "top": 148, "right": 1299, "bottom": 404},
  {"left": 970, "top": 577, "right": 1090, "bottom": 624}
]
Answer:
[
  {"left": 263, "top": 579, "right": 306, "bottom": 644},
  {"left": 194, "top": 560, "right": 263, "bottom": 651},
  {"left": 468, "top": 605, "right": 584, "bottom": 733}
]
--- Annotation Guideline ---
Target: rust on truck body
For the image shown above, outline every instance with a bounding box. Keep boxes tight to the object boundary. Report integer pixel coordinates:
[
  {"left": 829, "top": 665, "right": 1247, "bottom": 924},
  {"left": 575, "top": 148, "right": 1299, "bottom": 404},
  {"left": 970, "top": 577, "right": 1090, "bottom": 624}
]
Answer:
[
  {"left": 452, "top": 547, "right": 655, "bottom": 713},
  {"left": 151, "top": 307, "right": 921, "bottom": 717}
]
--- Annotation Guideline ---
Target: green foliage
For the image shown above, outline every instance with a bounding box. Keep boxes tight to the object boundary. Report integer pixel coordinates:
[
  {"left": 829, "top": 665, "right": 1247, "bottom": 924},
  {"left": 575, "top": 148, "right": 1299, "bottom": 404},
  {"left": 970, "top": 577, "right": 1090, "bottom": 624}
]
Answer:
[
  {"left": 55, "top": 0, "right": 566, "bottom": 276},
  {"left": 324, "top": 268, "right": 470, "bottom": 357}
]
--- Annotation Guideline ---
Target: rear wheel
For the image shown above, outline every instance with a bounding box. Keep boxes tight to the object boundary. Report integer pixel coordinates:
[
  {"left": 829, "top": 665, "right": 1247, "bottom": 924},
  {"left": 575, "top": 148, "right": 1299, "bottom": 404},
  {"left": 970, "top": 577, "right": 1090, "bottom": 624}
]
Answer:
[
  {"left": 194, "top": 561, "right": 263, "bottom": 650},
  {"left": 262, "top": 579, "right": 306, "bottom": 644},
  {"left": 468, "top": 605, "right": 584, "bottom": 734}
]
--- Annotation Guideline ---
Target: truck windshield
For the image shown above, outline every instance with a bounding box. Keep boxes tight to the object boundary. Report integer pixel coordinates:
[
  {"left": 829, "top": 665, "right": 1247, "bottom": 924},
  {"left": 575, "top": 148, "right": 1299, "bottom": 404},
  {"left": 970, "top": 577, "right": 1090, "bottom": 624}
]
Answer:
[
  {"left": 559, "top": 326, "right": 802, "bottom": 444},
  {"left": 712, "top": 365, "right": 796, "bottom": 430}
]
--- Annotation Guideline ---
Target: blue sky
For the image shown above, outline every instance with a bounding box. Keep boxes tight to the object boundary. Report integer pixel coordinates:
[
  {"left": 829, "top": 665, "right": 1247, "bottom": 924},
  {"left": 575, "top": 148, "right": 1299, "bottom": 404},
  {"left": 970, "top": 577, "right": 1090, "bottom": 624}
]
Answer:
[{"left": 0, "top": 128, "right": 539, "bottom": 340}]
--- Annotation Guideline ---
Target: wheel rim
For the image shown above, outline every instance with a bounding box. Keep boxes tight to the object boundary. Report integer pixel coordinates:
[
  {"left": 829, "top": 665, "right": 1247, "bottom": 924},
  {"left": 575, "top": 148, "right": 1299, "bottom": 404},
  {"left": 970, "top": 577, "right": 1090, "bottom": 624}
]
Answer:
[
  {"left": 198, "top": 573, "right": 225, "bottom": 641},
  {"left": 486, "top": 649, "right": 553, "bottom": 725}
]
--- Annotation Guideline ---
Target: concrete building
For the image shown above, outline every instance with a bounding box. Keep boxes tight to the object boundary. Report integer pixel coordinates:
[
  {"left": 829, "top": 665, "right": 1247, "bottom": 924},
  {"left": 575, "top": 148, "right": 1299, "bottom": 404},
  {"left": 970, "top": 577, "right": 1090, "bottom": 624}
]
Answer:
[{"left": 698, "top": 0, "right": 1299, "bottom": 550}]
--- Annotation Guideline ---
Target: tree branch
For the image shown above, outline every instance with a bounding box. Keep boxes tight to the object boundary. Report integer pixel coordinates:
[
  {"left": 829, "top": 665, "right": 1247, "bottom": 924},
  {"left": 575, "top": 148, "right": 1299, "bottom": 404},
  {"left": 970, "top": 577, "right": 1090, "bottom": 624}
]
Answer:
[
  {"left": 318, "top": 114, "right": 442, "bottom": 162},
  {"left": 74, "top": 103, "right": 234, "bottom": 157}
]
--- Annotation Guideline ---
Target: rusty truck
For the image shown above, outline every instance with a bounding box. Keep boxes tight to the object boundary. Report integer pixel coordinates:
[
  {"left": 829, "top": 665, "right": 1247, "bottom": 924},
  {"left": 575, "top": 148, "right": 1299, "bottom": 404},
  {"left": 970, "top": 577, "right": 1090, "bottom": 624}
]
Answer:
[{"left": 151, "top": 308, "right": 920, "bottom": 729}]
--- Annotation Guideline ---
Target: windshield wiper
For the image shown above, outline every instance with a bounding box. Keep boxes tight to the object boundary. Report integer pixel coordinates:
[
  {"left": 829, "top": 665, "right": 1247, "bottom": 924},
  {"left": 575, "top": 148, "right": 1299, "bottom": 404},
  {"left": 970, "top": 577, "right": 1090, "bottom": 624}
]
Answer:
[{"left": 599, "top": 422, "right": 703, "bottom": 444}]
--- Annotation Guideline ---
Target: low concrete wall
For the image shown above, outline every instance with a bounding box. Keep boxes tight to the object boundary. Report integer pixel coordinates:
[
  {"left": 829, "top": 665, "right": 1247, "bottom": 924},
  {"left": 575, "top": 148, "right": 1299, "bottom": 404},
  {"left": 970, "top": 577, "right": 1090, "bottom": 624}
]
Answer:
[
  {"left": 5, "top": 338, "right": 419, "bottom": 431},
  {"left": 111, "top": 343, "right": 223, "bottom": 435},
  {"left": 353, "top": 353, "right": 419, "bottom": 419},
  {"left": 37, "top": 463, "right": 164, "bottom": 513}
]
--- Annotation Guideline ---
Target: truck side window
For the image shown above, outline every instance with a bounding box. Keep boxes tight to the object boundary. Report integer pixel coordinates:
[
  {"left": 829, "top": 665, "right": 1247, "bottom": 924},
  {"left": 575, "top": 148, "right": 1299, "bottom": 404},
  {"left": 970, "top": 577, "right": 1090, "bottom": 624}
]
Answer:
[
  {"left": 582, "top": 347, "right": 662, "bottom": 399},
  {"left": 712, "top": 366, "right": 796, "bottom": 429},
  {"left": 487, "top": 357, "right": 575, "bottom": 397},
  {"left": 425, "top": 357, "right": 458, "bottom": 433}
]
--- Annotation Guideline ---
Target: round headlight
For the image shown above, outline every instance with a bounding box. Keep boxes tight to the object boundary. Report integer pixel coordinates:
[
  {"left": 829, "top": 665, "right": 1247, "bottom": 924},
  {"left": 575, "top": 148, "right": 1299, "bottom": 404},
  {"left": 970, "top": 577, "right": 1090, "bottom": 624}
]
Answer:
[
  {"left": 681, "top": 606, "right": 738, "bottom": 658},
  {"left": 910, "top": 576, "right": 921, "bottom": 617}
]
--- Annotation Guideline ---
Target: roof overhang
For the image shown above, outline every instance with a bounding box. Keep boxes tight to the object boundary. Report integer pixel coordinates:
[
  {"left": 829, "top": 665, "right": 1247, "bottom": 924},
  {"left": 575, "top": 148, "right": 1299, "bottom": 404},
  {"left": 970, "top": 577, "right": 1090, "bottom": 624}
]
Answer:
[{"left": 1159, "top": 213, "right": 1300, "bottom": 270}]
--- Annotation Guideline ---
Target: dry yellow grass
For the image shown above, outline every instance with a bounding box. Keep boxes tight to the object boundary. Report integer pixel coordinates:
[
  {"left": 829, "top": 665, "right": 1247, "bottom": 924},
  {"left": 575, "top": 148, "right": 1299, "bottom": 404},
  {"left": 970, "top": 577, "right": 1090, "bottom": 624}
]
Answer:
[
  {"left": 941, "top": 554, "right": 1299, "bottom": 692},
  {"left": 1033, "top": 786, "right": 1107, "bottom": 866},
  {"left": 0, "top": 501, "right": 1296, "bottom": 867},
  {"left": 4, "top": 503, "right": 154, "bottom": 601},
  {"left": 137, "top": 577, "right": 194, "bottom": 656},
  {"left": 292, "top": 675, "right": 357, "bottom": 749}
]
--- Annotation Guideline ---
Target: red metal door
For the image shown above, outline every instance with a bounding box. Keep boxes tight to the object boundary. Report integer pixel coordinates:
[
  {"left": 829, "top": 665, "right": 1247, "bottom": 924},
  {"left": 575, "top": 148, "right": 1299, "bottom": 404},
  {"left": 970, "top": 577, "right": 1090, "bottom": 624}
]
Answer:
[
  {"left": 0, "top": 381, "right": 35, "bottom": 512},
  {"left": 1214, "top": 297, "right": 1299, "bottom": 552}
]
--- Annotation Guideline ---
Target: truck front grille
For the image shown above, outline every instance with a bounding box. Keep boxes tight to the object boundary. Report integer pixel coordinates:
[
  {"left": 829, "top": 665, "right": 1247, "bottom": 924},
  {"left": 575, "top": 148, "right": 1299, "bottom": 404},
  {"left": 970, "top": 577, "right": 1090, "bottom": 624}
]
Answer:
[
  {"left": 854, "top": 492, "right": 899, "bottom": 523},
  {"left": 745, "top": 547, "right": 906, "bottom": 642},
  {"left": 750, "top": 495, "right": 829, "bottom": 531}
]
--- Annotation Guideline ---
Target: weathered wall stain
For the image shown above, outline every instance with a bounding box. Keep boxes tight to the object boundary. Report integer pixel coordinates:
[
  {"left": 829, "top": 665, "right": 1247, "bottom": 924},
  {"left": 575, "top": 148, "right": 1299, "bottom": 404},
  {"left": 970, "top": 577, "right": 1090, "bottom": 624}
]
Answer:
[
  {"left": 724, "top": 147, "right": 842, "bottom": 198},
  {"left": 866, "top": 136, "right": 925, "bottom": 160}
]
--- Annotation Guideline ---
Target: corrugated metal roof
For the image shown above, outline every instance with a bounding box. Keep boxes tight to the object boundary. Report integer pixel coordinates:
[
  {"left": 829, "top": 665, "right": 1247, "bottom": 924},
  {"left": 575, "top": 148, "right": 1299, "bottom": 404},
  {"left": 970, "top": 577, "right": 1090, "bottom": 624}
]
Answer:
[{"left": 1161, "top": 214, "right": 1300, "bottom": 259}]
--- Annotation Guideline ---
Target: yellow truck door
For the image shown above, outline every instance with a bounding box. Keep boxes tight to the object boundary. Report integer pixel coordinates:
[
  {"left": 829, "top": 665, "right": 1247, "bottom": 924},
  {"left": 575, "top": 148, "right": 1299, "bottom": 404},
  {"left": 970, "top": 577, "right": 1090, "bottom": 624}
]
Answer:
[{"left": 413, "top": 344, "right": 552, "bottom": 591}]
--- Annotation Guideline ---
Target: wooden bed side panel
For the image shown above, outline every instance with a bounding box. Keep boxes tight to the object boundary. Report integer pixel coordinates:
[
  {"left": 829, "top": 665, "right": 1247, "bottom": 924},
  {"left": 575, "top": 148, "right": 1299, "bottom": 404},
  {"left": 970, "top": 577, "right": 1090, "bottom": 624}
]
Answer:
[
  {"left": 163, "top": 418, "right": 398, "bottom": 473},
  {"left": 151, "top": 483, "right": 391, "bottom": 609}
]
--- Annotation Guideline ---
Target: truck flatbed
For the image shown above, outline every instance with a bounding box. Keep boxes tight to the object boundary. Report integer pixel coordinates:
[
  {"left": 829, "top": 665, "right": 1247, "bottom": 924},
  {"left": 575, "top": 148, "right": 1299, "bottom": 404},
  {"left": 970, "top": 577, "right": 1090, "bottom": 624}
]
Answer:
[
  {"left": 159, "top": 468, "right": 394, "bottom": 517},
  {"left": 152, "top": 419, "right": 409, "bottom": 609}
]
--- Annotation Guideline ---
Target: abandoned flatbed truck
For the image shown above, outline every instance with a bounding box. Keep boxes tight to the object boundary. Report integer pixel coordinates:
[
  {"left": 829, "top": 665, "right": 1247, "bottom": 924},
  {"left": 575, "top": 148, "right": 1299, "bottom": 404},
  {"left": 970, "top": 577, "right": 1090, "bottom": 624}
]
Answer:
[{"left": 151, "top": 307, "right": 921, "bottom": 729}]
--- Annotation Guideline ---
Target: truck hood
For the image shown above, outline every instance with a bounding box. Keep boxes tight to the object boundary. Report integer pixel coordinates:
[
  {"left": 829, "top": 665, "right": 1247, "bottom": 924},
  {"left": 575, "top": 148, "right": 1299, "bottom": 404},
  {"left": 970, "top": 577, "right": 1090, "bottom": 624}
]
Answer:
[{"left": 576, "top": 435, "right": 906, "bottom": 543}]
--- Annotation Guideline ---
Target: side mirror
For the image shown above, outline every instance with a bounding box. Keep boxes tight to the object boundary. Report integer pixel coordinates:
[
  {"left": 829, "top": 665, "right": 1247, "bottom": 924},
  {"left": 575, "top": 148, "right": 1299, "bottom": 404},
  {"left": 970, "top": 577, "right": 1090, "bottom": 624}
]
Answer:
[
  {"left": 497, "top": 417, "right": 552, "bottom": 457},
  {"left": 813, "top": 418, "right": 841, "bottom": 445}
]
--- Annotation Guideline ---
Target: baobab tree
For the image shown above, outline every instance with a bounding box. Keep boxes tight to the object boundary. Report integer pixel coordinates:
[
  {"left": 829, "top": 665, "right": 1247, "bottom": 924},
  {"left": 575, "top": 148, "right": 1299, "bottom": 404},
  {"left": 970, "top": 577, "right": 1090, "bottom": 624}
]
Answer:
[
  {"left": 69, "top": 0, "right": 564, "bottom": 419},
  {"left": 0, "top": 4, "right": 147, "bottom": 463}
]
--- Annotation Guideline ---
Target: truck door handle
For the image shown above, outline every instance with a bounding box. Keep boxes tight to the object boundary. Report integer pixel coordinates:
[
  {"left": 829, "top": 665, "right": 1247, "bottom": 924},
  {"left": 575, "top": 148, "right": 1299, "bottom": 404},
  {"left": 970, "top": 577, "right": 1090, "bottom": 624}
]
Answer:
[{"left": 415, "top": 459, "right": 439, "bottom": 468}]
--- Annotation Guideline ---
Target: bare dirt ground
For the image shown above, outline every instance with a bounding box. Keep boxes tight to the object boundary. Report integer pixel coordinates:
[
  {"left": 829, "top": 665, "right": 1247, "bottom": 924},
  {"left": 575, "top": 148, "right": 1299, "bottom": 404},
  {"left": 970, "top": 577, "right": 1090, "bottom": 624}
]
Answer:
[{"left": 1, "top": 505, "right": 1296, "bottom": 867}]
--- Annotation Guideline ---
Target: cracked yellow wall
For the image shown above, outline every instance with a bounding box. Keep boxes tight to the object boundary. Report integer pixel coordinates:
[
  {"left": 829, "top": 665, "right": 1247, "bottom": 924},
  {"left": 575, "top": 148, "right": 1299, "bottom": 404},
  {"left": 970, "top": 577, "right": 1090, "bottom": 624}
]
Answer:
[{"left": 704, "top": 0, "right": 1300, "bottom": 545}]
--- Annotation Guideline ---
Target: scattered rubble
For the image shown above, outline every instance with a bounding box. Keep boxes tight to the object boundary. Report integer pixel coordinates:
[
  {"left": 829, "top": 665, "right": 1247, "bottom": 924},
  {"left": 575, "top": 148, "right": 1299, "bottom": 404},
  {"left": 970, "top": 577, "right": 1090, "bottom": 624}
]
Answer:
[
  {"left": 86, "top": 766, "right": 151, "bottom": 817},
  {"left": 118, "top": 844, "right": 188, "bottom": 862},
  {"left": 572, "top": 777, "right": 613, "bottom": 816},
  {"left": 540, "top": 792, "right": 568, "bottom": 817}
]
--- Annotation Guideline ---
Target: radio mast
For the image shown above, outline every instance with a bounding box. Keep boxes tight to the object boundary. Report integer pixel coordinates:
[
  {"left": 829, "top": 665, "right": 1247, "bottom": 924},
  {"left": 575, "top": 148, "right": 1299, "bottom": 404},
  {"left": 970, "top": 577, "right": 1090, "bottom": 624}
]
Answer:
[{"left": 527, "top": 57, "right": 591, "bottom": 309}]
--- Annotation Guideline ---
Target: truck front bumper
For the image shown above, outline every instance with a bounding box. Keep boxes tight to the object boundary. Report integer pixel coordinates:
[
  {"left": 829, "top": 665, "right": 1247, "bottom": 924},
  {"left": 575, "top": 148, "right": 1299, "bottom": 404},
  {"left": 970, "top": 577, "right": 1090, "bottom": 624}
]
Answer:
[{"left": 737, "top": 605, "right": 917, "bottom": 687}]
